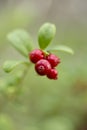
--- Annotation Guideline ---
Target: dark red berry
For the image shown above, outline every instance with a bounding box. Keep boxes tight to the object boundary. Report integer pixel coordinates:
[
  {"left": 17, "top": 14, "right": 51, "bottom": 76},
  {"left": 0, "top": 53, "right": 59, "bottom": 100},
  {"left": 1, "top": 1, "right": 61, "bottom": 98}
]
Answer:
[
  {"left": 46, "top": 54, "right": 60, "bottom": 67},
  {"left": 29, "top": 49, "right": 44, "bottom": 63},
  {"left": 35, "top": 59, "right": 51, "bottom": 76},
  {"left": 47, "top": 68, "right": 58, "bottom": 80}
]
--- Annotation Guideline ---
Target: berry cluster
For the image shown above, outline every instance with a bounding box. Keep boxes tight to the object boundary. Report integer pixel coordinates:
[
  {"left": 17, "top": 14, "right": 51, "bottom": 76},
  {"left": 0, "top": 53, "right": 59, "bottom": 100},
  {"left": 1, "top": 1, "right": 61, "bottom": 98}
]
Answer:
[{"left": 29, "top": 49, "right": 60, "bottom": 80}]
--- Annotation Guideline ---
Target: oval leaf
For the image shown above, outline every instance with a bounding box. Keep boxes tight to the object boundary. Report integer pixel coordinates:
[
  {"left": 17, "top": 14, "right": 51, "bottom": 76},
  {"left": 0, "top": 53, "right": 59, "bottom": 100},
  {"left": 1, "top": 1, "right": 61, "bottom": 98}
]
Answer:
[
  {"left": 38, "top": 23, "right": 56, "bottom": 49},
  {"left": 7, "top": 29, "right": 33, "bottom": 57},
  {"left": 47, "top": 45, "right": 74, "bottom": 55},
  {"left": 3, "top": 60, "right": 29, "bottom": 73}
]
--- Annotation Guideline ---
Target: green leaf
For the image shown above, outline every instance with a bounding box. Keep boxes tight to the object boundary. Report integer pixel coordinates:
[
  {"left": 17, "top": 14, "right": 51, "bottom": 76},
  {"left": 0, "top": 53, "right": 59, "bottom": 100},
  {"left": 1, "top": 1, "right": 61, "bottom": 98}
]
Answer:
[
  {"left": 7, "top": 29, "right": 33, "bottom": 57},
  {"left": 47, "top": 45, "right": 74, "bottom": 55},
  {"left": 38, "top": 23, "right": 56, "bottom": 49},
  {"left": 3, "top": 60, "right": 29, "bottom": 73}
]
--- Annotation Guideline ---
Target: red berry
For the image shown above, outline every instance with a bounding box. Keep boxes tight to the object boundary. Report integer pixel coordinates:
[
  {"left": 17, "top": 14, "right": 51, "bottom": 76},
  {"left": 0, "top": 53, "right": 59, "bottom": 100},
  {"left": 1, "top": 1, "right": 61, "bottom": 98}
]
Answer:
[
  {"left": 47, "top": 68, "right": 58, "bottom": 80},
  {"left": 46, "top": 54, "right": 60, "bottom": 67},
  {"left": 29, "top": 49, "right": 44, "bottom": 63},
  {"left": 35, "top": 59, "right": 51, "bottom": 76}
]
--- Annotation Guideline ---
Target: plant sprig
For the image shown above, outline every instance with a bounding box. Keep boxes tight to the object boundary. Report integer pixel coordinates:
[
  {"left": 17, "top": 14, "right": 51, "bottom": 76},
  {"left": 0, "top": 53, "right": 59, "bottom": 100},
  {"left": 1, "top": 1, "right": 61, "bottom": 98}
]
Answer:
[{"left": 1, "top": 22, "right": 74, "bottom": 97}]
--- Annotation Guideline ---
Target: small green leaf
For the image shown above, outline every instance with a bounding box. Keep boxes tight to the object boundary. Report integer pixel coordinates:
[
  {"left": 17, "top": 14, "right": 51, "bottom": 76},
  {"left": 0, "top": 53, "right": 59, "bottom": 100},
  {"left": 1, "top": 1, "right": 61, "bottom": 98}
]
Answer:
[
  {"left": 38, "top": 23, "right": 56, "bottom": 49},
  {"left": 7, "top": 29, "right": 33, "bottom": 57},
  {"left": 3, "top": 60, "right": 29, "bottom": 73},
  {"left": 47, "top": 45, "right": 74, "bottom": 55}
]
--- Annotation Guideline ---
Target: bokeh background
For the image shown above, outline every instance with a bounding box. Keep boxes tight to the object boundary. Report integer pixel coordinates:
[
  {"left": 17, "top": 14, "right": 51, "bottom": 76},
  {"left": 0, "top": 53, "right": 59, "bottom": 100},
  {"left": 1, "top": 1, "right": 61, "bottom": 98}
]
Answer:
[{"left": 0, "top": 0, "right": 87, "bottom": 130}]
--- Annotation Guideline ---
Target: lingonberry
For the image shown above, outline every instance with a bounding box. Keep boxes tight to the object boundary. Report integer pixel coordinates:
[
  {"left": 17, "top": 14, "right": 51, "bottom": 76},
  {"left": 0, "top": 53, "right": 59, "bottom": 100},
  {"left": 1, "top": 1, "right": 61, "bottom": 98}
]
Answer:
[
  {"left": 47, "top": 68, "right": 58, "bottom": 80},
  {"left": 46, "top": 54, "right": 60, "bottom": 68},
  {"left": 35, "top": 59, "right": 51, "bottom": 76},
  {"left": 29, "top": 49, "right": 44, "bottom": 63}
]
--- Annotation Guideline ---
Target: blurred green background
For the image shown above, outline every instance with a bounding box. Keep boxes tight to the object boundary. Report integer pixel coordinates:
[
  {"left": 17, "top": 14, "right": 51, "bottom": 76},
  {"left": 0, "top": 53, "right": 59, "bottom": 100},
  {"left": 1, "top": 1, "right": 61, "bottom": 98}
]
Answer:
[{"left": 0, "top": 0, "right": 87, "bottom": 130}]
